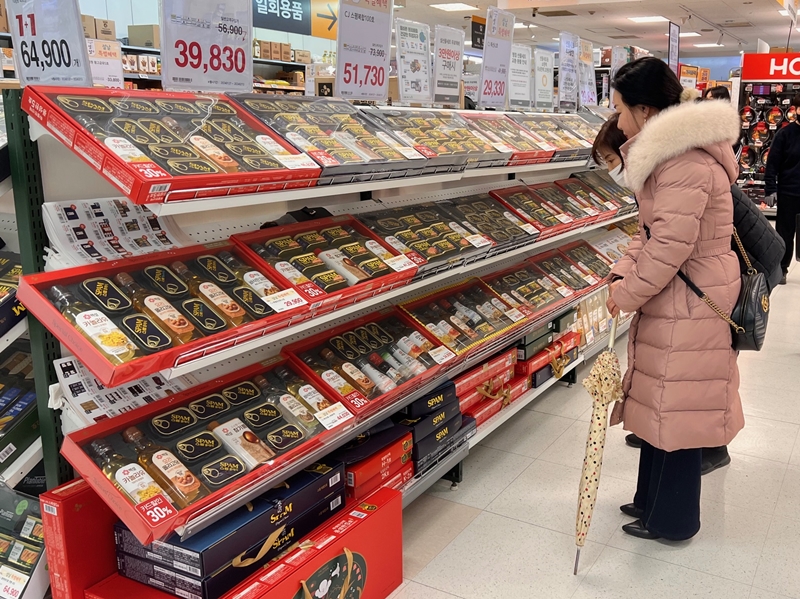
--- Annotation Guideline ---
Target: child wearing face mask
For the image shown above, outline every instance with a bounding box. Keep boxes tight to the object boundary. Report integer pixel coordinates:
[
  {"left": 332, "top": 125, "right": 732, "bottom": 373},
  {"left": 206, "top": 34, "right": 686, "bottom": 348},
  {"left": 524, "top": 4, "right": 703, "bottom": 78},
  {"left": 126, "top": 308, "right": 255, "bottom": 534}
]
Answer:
[{"left": 591, "top": 113, "right": 628, "bottom": 187}]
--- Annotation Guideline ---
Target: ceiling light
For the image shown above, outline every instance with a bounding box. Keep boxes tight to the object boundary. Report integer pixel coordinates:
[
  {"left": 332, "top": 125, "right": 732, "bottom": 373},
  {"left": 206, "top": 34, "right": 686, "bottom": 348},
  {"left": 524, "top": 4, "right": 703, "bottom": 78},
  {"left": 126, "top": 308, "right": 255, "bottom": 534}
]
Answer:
[
  {"left": 430, "top": 3, "right": 478, "bottom": 11},
  {"left": 664, "top": 32, "right": 701, "bottom": 38},
  {"left": 694, "top": 43, "right": 725, "bottom": 47},
  {"left": 531, "top": 34, "right": 535, "bottom": 39},
  {"left": 628, "top": 16, "right": 668, "bottom": 23},
  {"left": 552, "top": 37, "right": 560, "bottom": 41},
  {"left": 780, "top": 9, "right": 790, "bottom": 16},
  {"left": 465, "top": 40, "right": 471, "bottom": 46},
  {"left": 514, "top": 23, "right": 526, "bottom": 28}
]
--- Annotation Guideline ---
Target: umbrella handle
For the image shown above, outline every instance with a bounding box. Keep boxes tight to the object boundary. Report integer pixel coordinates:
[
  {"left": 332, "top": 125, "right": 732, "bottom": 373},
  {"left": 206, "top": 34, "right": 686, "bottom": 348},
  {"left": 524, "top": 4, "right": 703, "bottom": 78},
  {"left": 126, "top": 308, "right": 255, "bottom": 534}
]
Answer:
[
  {"left": 608, "top": 316, "right": 619, "bottom": 350},
  {"left": 574, "top": 548, "right": 581, "bottom": 575}
]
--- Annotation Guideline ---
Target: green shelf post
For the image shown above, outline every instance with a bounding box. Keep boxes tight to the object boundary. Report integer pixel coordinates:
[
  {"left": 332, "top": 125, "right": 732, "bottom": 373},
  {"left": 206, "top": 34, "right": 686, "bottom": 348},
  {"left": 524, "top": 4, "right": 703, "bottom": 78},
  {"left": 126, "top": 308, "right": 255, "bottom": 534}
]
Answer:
[{"left": 3, "top": 88, "right": 72, "bottom": 489}]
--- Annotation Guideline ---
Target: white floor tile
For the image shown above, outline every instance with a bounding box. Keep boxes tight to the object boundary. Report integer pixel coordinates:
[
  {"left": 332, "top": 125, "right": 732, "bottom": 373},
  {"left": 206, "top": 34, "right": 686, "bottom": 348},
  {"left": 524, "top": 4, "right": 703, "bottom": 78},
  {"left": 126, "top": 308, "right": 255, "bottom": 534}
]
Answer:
[
  {"left": 414, "top": 512, "right": 604, "bottom": 599},
  {"left": 773, "top": 465, "right": 800, "bottom": 523},
  {"left": 739, "top": 384, "right": 800, "bottom": 425},
  {"left": 573, "top": 546, "right": 752, "bottom": 599},
  {"left": 480, "top": 410, "right": 574, "bottom": 458},
  {"left": 750, "top": 588, "right": 793, "bottom": 599},
  {"left": 486, "top": 460, "right": 632, "bottom": 544},
  {"left": 425, "top": 445, "right": 532, "bottom": 510},
  {"left": 524, "top": 366, "right": 593, "bottom": 420},
  {"left": 388, "top": 581, "right": 464, "bottom": 599},
  {"left": 753, "top": 515, "right": 800, "bottom": 598},
  {"left": 607, "top": 499, "right": 771, "bottom": 585},
  {"left": 727, "top": 416, "right": 799, "bottom": 463},
  {"left": 701, "top": 453, "right": 787, "bottom": 514}
]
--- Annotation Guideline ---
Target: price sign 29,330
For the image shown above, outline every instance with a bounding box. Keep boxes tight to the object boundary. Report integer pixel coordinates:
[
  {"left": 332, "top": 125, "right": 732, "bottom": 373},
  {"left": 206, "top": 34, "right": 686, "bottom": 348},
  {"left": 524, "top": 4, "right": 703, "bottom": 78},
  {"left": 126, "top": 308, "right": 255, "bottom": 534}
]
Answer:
[{"left": 7, "top": 0, "right": 91, "bottom": 86}]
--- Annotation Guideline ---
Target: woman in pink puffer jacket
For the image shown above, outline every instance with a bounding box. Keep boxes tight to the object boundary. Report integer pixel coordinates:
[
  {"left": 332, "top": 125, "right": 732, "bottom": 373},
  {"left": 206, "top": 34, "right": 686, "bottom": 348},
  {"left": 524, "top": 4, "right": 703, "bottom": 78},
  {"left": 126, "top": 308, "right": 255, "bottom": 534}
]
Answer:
[{"left": 605, "top": 57, "right": 744, "bottom": 541}]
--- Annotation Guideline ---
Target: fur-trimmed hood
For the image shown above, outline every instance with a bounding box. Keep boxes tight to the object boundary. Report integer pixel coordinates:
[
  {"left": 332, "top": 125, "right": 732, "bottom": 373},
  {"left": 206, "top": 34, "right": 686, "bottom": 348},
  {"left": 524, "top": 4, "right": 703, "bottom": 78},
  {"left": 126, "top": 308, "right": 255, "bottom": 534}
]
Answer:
[{"left": 623, "top": 100, "right": 741, "bottom": 193}]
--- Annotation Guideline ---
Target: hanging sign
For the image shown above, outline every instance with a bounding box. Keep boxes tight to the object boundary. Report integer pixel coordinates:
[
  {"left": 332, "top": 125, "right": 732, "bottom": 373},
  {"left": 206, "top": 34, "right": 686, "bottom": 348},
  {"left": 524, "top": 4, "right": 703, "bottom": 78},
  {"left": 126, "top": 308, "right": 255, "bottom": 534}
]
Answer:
[
  {"left": 609, "top": 45, "right": 628, "bottom": 109},
  {"left": 471, "top": 15, "right": 485, "bottom": 50},
  {"left": 533, "top": 48, "right": 554, "bottom": 111},
  {"left": 558, "top": 31, "right": 579, "bottom": 111},
  {"left": 433, "top": 25, "right": 464, "bottom": 105},
  {"left": 87, "top": 39, "right": 124, "bottom": 89},
  {"left": 508, "top": 44, "right": 531, "bottom": 109},
  {"left": 578, "top": 38, "right": 597, "bottom": 106},
  {"left": 252, "top": 0, "right": 339, "bottom": 40},
  {"left": 161, "top": 0, "right": 252, "bottom": 92},
  {"left": 396, "top": 18, "right": 432, "bottom": 103},
  {"left": 479, "top": 6, "right": 515, "bottom": 109},
  {"left": 668, "top": 21, "right": 680, "bottom": 75},
  {"left": 335, "top": 0, "right": 393, "bottom": 101},
  {"left": 6, "top": 0, "right": 91, "bottom": 87}
]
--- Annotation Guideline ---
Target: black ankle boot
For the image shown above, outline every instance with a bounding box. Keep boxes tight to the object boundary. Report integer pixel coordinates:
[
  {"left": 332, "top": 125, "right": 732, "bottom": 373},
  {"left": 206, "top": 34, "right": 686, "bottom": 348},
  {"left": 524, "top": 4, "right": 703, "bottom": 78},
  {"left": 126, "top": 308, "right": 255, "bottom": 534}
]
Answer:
[{"left": 701, "top": 446, "right": 731, "bottom": 476}]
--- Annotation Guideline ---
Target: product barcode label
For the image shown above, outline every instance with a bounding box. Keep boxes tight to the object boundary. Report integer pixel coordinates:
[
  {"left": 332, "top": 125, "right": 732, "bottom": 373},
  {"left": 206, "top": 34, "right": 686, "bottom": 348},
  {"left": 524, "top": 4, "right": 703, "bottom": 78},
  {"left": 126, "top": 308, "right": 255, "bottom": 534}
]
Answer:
[
  {"left": 174, "top": 561, "right": 202, "bottom": 577},
  {"left": 149, "top": 183, "right": 171, "bottom": 193},
  {"left": 43, "top": 504, "right": 57, "bottom": 516},
  {"left": 349, "top": 510, "right": 368, "bottom": 519},
  {"left": 331, "top": 496, "right": 342, "bottom": 510},
  {"left": 330, "top": 472, "right": 342, "bottom": 487},
  {"left": 0, "top": 444, "right": 16, "bottom": 464}
]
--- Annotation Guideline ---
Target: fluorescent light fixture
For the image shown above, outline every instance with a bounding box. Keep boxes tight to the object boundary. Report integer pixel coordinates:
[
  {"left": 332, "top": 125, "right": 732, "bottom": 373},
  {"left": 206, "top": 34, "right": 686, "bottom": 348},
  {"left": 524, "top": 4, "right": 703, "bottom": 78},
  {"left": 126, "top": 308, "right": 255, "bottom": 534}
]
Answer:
[
  {"left": 465, "top": 40, "right": 472, "bottom": 45},
  {"left": 514, "top": 22, "right": 537, "bottom": 28},
  {"left": 694, "top": 43, "right": 724, "bottom": 47},
  {"left": 552, "top": 37, "right": 560, "bottom": 41},
  {"left": 430, "top": 3, "right": 478, "bottom": 11},
  {"left": 531, "top": 34, "right": 535, "bottom": 39},
  {"left": 780, "top": 9, "right": 790, "bottom": 16},
  {"left": 664, "top": 31, "right": 701, "bottom": 37},
  {"left": 628, "top": 15, "right": 668, "bottom": 23}
]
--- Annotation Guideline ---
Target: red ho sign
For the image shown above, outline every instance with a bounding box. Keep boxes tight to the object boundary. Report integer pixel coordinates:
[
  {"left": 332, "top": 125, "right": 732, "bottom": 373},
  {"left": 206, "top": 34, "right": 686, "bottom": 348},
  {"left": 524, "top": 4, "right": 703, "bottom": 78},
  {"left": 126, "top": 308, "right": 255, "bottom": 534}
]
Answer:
[{"left": 742, "top": 53, "right": 800, "bottom": 82}]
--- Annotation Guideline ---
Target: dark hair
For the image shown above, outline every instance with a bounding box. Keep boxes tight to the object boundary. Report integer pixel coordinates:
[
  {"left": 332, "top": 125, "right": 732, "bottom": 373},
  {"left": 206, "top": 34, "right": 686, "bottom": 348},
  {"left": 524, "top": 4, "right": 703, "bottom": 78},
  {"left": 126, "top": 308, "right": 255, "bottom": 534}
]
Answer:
[
  {"left": 612, "top": 56, "right": 684, "bottom": 110},
  {"left": 704, "top": 85, "right": 731, "bottom": 101},
  {"left": 591, "top": 113, "right": 626, "bottom": 168},
  {"left": 792, "top": 94, "right": 800, "bottom": 109}
]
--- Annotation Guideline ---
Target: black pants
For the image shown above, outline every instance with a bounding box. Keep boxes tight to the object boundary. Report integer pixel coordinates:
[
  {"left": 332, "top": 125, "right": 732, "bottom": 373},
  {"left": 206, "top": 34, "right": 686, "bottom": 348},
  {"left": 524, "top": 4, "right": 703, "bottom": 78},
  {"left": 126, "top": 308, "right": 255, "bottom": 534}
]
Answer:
[
  {"left": 776, "top": 193, "right": 800, "bottom": 270},
  {"left": 633, "top": 441, "right": 702, "bottom": 540}
]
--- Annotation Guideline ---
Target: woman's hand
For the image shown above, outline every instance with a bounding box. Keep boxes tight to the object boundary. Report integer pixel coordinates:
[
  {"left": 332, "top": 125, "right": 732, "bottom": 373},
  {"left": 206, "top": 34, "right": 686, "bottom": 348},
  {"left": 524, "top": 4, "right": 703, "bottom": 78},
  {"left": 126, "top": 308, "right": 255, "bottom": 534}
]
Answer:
[{"left": 607, "top": 280, "right": 621, "bottom": 317}]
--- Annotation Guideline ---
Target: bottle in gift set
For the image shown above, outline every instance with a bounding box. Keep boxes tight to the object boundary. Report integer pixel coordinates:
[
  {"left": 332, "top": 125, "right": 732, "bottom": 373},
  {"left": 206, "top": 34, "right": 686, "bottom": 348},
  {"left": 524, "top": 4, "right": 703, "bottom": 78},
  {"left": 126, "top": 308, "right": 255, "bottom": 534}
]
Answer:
[
  {"left": 217, "top": 251, "right": 282, "bottom": 298},
  {"left": 317, "top": 348, "right": 377, "bottom": 399},
  {"left": 90, "top": 439, "right": 173, "bottom": 507},
  {"left": 171, "top": 261, "right": 251, "bottom": 326}
]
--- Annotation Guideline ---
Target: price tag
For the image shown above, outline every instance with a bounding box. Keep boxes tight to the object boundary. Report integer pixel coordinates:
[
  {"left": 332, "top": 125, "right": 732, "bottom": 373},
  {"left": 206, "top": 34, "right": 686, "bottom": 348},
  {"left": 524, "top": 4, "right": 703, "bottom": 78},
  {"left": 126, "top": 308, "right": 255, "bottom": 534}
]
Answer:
[
  {"left": 466, "top": 234, "right": 493, "bottom": 248},
  {"left": 505, "top": 308, "right": 526, "bottom": 322},
  {"left": 533, "top": 48, "right": 554, "bottom": 111},
  {"left": 384, "top": 254, "right": 417, "bottom": 272},
  {"left": 578, "top": 38, "right": 597, "bottom": 107},
  {"left": 315, "top": 403, "right": 355, "bottom": 430},
  {"left": 463, "top": 73, "right": 479, "bottom": 101},
  {"left": 557, "top": 286, "right": 574, "bottom": 297},
  {"left": 335, "top": 0, "right": 393, "bottom": 101},
  {"left": 263, "top": 288, "right": 308, "bottom": 313},
  {"left": 479, "top": 7, "right": 514, "bottom": 109},
  {"left": 87, "top": 39, "right": 124, "bottom": 89},
  {"left": 503, "top": 212, "right": 538, "bottom": 235},
  {"left": 433, "top": 25, "right": 464, "bottom": 105},
  {"left": 555, "top": 214, "right": 573, "bottom": 224},
  {"left": 396, "top": 18, "right": 431, "bottom": 103},
  {"left": 508, "top": 44, "right": 532, "bottom": 110},
  {"left": 429, "top": 346, "right": 456, "bottom": 364},
  {"left": 558, "top": 31, "right": 580, "bottom": 111},
  {"left": 7, "top": 0, "right": 92, "bottom": 87},
  {"left": 161, "top": 0, "right": 253, "bottom": 92},
  {"left": 0, "top": 565, "right": 28, "bottom": 599},
  {"left": 583, "top": 274, "right": 599, "bottom": 285}
]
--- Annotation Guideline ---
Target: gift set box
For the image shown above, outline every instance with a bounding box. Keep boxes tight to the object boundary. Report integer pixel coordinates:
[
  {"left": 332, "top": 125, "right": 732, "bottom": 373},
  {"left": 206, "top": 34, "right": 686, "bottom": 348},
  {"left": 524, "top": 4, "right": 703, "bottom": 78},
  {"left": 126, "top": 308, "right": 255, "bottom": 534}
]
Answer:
[
  {"left": 22, "top": 87, "right": 320, "bottom": 205},
  {"left": 458, "top": 112, "right": 556, "bottom": 165},
  {"left": 0, "top": 251, "right": 26, "bottom": 339},
  {"left": 481, "top": 262, "right": 567, "bottom": 318},
  {"left": 528, "top": 250, "right": 602, "bottom": 299},
  {"left": 559, "top": 241, "right": 613, "bottom": 282},
  {"left": 505, "top": 114, "right": 593, "bottom": 161},
  {"left": 489, "top": 185, "right": 572, "bottom": 240},
  {"left": 514, "top": 331, "right": 581, "bottom": 378},
  {"left": 571, "top": 170, "right": 637, "bottom": 214},
  {"left": 555, "top": 178, "right": 621, "bottom": 220}
]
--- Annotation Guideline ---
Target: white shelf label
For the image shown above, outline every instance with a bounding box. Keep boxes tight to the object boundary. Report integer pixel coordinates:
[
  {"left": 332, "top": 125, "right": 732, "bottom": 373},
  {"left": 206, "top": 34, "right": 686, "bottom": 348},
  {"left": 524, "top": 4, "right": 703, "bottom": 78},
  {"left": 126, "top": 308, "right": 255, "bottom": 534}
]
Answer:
[
  {"left": 0, "top": 565, "right": 28, "bottom": 599},
  {"left": 429, "top": 346, "right": 456, "bottom": 364},
  {"left": 385, "top": 254, "right": 417, "bottom": 272},
  {"left": 263, "top": 288, "right": 308, "bottom": 313},
  {"left": 315, "top": 403, "right": 354, "bottom": 430},
  {"left": 508, "top": 44, "right": 531, "bottom": 110},
  {"left": 466, "top": 234, "right": 492, "bottom": 248},
  {"left": 505, "top": 308, "right": 526, "bottom": 322}
]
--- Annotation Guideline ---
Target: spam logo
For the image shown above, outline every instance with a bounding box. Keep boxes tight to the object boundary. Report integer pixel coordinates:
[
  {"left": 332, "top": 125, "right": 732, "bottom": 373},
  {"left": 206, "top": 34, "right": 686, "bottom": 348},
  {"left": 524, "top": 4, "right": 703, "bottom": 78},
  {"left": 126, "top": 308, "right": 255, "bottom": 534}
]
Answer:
[
  {"left": 426, "top": 393, "right": 445, "bottom": 409},
  {"left": 436, "top": 426, "right": 450, "bottom": 442}
]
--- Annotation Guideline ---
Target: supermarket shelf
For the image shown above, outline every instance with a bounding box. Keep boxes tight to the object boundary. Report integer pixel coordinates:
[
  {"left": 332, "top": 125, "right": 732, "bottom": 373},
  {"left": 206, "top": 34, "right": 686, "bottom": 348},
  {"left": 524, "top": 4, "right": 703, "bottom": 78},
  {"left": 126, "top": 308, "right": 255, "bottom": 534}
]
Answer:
[
  {"left": 401, "top": 442, "right": 470, "bottom": 508},
  {"left": 146, "top": 159, "right": 592, "bottom": 216},
  {"left": 254, "top": 57, "right": 309, "bottom": 69},
  {"left": 121, "top": 44, "right": 161, "bottom": 54},
  {"left": 0, "top": 438, "right": 42, "bottom": 488},
  {"left": 163, "top": 212, "right": 635, "bottom": 380},
  {"left": 124, "top": 73, "right": 161, "bottom": 81},
  {"left": 470, "top": 353, "right": 584, "bottom": 448},
  {"left": 0, "top": 320, "right": 28, "bottom": 356},
  {"left": 253, "top": 83, "right": 304, "bottom": 91},
  {"left": 582, "top": 317, "right": 632, "bottom": 361}
]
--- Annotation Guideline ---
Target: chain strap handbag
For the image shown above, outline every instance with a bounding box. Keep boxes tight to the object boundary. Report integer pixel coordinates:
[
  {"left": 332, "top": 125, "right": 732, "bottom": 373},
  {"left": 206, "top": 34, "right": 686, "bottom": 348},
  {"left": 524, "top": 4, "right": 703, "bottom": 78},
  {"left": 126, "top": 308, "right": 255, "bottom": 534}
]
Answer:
[{"left": 643, "top": 225, "right": 769, "bottom": 351}]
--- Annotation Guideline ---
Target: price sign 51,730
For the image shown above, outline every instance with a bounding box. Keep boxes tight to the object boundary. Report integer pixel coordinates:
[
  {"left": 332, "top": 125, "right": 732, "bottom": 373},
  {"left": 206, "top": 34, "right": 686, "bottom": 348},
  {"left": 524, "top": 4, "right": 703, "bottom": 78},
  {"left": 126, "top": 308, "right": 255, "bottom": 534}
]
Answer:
[{"left": 7, "top": 0, "right": 91, "bottom": 86}]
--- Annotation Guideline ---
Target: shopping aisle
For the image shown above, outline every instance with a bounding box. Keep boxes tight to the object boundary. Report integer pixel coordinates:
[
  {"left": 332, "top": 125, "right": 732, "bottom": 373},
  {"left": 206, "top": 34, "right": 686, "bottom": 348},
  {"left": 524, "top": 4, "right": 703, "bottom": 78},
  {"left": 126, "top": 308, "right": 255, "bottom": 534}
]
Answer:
[{"left": 395, "top": 268, "right": 800, "bottom": 599}]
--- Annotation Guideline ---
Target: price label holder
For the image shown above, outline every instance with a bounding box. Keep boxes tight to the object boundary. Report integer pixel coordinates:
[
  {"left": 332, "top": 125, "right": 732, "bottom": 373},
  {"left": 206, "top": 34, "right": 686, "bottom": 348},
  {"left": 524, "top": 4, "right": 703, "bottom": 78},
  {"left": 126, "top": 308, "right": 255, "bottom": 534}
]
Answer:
[
  {"left": 335, "top": 0, "right": 393, "bottom": 101},
  {"left": 263, "top": 288, "right": 308, "bottom": 313},
  {"left": 7, "top": 0, "right": 91, "bottom": 87},
  {"left": 479, "top": 6, "right": 515, "bottom": 109},
  {"left": 161, "top": 0, "right": 253, "bottom": 93},
  {"left": 385, "top": 254, "right": 417, "bottom": 272},
  {"left": 429, "top": 346, "right": 456, "bottom": 364},
  {"left": 533, "top": 48, "right": 554, "bottom": 112},
  {"left": 396, "top": 18, "right": 432, "bottom": 104},
  {"left": 0, "top": 565, "right": 28, "bottom": 599},
  {"left": 433, "top": 25, "right": 464, "bottom": 105},
  {"left": 87, "top": 39, "right": 124, "bottom": 89},
  {"left": 558, "top": 31, "right": 580, "bottom": 111},
  {"left": 316, "top": 403, "right": 355, "bottom": 430},
  {"left": 508, "top": 44, "right": 532, "bottom": 110}
]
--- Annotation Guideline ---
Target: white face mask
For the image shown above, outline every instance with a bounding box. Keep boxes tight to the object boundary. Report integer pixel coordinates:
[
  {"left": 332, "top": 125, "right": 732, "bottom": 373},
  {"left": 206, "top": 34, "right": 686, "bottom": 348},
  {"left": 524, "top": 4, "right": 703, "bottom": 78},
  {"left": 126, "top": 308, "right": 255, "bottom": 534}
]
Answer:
[{"left": 608, "top": 164, "right": 627, "bottom": 187}]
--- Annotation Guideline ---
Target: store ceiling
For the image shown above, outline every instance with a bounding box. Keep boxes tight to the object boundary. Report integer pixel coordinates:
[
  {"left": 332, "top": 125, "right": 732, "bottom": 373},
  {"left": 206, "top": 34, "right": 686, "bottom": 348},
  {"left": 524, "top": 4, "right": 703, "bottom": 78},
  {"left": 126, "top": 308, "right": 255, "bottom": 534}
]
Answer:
[{"left": 398, "top": 0, "right": 794, "bottom": 57}]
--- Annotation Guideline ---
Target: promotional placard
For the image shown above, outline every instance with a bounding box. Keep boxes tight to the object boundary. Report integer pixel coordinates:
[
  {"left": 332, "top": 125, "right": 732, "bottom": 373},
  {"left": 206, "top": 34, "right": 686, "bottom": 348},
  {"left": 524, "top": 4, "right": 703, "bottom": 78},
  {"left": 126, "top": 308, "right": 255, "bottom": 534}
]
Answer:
[
  {"left": 335, "top": 0, "right": 393, "bottom": 101},
  {"left": 479, "top": 6, "right": 515, "bottom": 109},
  {"left": 609, "top": 45, "right": 628, "bottom": 108},
  {"left": 578, "top": 38, "right": 597, "bottom": 106},
  {"left": 533, "top": 48, "right": 554, "bottom": 111},
  {"left": 396, "top": 18, "right": 431, "bottom": 104},
  {"left": 558, "top": 31, "right": 579, "bottom": 111},
  {"left": 433, "top": 25, "right": 464, "bottom": 105},
  {"left": 161, "top": 0, "right": 253, "bottom": 92},
  {"left": 463, "top": 73, "right": 479, "bottom": 101},
  {"left": 508, "top": 44, "right": 531, "bottom": 109},
  {"left": 679, "top": 64, "right": 698, "bottom": 88},
  {"left": 668, "top": 21, "right": 680, "bottom": 75},
  {"left": 87, "top": 39, "right": 124, "bottom": 89},
  {"left": 7, "top": 0, "right": 92, "bottom": 87}
]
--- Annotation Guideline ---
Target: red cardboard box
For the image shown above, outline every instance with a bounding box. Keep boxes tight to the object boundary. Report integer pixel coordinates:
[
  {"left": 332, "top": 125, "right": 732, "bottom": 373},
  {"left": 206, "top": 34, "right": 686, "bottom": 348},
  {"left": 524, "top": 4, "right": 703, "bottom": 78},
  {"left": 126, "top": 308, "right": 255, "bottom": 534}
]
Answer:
[
  {"left": 346, "top": 451, "right": 412, "bottom": 500},
  {"left": 86, "top": 574, "right": 173, "bottom": 599},
  {"left": 41, "top": 479, "right": 118, "bottom": 599},
  {"left": 489, "top": 185, "right": 573, "bottom": 240},
  {"left": 61, "top": 358, "right": 353, "bottom": 545},
  {"left": 345, "top": 432, "right": 413, "bottom": 488},
  {"left": 527, "top": 250, "right": 602, "bottom": 299},
  {"left": 18, "top": 243, "right": 309, "bottom": 387},
  {"left": 514, "top": 331, "right": 581, "bottom": 377},
  {"left": 527, "top": 183, "right": 599, "bottom": 228},
  {"left": 464, "top": 397, "right": 504, "bottom": 427},
  {"left": 224, "top": 488, "right": 403, "bottom": 599},
  {"left": 555, "top": 178, "right": 621, "bottom": 221},
  {"left": 456, "top": 366, "right": 513, "bottom": 415},
  {"left": 509, "top": 375, "right": 532, "bottom": 402},
  {"left": 231, "top": 215, "right": 418, "bottom": 316},
  {"left": 452, "top": 347, "right": 516, "bottom": 396},
  {"left": 22, "top": 87, "right": 320, "bottom": 205},
  {"left": 480, "top": 261, "right": 569, "bottom": 320}
]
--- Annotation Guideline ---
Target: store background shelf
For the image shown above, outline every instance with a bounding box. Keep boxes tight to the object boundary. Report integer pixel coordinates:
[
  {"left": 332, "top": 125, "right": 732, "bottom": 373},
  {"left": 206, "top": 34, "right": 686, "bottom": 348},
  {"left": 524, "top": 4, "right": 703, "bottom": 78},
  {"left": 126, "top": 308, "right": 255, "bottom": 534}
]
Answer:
[{"left": 0, "top": 438, "right": 42, "bottom": 488}]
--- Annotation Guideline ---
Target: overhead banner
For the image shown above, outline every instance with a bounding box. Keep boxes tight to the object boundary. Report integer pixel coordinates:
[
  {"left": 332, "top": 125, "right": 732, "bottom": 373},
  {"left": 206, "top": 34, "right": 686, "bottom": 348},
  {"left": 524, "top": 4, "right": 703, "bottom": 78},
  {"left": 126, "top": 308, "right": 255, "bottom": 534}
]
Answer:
[
  {"left": 335, "top": 0, "right": 393, "bottom": 101},
  {"left": 668, "top": 21, "right": 680, "bottom": 75},
  {"left": 471, "top": 15, "right": 485, "bottom": 50},
  {"left": 533, "top": 48, "right": 554, "bottom": 111},
  {"left": 161, "top": 0, "right": 253, "bottom": 93},
  {"left": 577, "top": 38, "right": 597, "bottom": 106},
  {"left": 252, "top": 0, "right": 338, "bottom": 40},
  {"left": 508, "top": 44, "right": 531, "bottom": 109},
  {"left": 479, "top": 6, "right": 514, "bottom": 109},
  {"left": 433, "top": 25, "right": 464, "bottom": 105},
  {"left": 87, "top": 39, "right": 124, "bottom": 89},
  {"left": 396, "top": 18, "right": 431, "bottom": 104},
  {"left": 558, "top": 31, "right": 579, "bottom": 111},
  {"left": 7, "top": 0, "right": 92, "bottom": 87}
]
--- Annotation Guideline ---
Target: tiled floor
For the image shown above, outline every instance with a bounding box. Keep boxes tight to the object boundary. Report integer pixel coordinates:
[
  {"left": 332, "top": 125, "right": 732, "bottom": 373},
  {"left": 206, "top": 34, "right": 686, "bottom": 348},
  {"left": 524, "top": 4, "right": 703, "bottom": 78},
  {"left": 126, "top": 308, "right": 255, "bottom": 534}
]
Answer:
[{"left": 393, "top": 268, "right": 800, "bottom": 599}]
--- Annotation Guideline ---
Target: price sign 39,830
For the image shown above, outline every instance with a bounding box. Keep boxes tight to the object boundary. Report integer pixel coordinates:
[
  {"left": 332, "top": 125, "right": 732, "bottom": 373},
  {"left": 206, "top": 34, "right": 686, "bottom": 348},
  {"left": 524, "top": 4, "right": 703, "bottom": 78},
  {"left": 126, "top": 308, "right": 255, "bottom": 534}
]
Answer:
[
  {"left": 161, "top": 0, "right": 253, "bottom": 93},
  {"left": 7, "top": 0, "right": 91, "bottom": 87}
]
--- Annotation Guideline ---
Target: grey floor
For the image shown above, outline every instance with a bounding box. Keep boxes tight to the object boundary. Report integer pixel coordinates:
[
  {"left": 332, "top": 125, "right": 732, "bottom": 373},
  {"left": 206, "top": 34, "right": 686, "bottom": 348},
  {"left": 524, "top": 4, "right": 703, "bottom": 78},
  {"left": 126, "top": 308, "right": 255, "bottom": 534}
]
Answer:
[{"left": 394, "top": 267, "right": 800, "bottom": 599}]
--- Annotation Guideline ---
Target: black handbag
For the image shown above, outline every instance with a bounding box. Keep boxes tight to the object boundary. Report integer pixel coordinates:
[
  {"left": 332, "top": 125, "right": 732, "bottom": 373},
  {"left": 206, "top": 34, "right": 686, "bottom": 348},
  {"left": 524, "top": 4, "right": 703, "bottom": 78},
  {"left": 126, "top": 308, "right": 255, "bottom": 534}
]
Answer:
[{"left": 644, "top": 226, "right": 769, "bottom": 351}]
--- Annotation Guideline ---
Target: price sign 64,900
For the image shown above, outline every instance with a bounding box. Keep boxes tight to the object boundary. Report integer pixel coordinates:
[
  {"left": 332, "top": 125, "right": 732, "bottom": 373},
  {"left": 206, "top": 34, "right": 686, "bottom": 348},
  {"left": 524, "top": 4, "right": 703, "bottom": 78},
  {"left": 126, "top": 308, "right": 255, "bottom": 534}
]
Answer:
[{"left": 7, "top": 0, "right": 91, "bottom": 87}]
